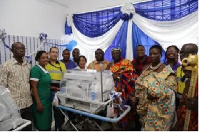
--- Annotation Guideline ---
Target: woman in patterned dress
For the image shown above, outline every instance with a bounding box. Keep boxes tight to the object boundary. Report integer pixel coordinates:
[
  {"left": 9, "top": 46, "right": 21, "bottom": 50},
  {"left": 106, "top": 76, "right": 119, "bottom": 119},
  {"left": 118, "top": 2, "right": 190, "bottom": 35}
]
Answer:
[{"left": 135, "top": 45, "right": 177, "bottom": 131}]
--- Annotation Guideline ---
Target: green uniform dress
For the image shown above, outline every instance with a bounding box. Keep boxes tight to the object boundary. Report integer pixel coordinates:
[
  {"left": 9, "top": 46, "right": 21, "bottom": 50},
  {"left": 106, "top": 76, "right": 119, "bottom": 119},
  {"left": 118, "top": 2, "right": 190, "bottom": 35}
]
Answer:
[{"left": 30, "top": 65, "right": 52, "bottom": 130}]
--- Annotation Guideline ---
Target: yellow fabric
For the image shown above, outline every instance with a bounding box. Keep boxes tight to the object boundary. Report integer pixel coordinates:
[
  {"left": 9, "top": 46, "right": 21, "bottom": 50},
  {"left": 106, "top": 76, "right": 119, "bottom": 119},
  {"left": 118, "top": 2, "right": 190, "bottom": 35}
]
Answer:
[
  {"left": 45, "top": 61, "right": 66, "bottom": 81},
  {"left": 176, "top": 66, "right": 185, "bottom": 94}
]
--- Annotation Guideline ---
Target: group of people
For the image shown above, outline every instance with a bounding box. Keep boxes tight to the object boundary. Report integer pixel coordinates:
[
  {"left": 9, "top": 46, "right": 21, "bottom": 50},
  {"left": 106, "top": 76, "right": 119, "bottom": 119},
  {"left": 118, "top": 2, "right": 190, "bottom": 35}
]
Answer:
[{"left": 0, "top": 41, "right": 198, "bottom": 131}]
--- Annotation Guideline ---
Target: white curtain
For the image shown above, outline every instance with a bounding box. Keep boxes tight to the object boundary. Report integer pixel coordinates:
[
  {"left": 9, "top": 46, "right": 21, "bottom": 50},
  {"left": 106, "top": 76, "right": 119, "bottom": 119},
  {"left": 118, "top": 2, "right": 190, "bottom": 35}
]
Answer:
[
  {"left": 70, "top": 4, "right": 198, "bottom": 65},
  {"left": 132, "top": 11, "right": 198, "bottom": 50},
  {"left": 72, "top": 20, "right": 123, "bottom": 65},
  {"left": 126, "top": 20, "right": 133, "bottom": 61}
]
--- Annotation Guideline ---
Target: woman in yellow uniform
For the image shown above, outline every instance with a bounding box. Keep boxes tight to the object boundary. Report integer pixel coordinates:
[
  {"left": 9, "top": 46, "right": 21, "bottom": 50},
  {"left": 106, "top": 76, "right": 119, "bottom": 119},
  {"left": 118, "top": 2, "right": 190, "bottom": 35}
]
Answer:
[{"left": 30, "top": 51, "right": 52, "bottom": 130}]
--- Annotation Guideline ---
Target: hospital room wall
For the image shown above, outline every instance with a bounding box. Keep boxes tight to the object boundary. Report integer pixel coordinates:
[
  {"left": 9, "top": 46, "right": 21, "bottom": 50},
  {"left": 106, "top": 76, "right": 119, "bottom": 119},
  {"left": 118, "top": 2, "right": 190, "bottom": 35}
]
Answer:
[{"left": 0, "top": 0, "right": 68, "bottom": 40}]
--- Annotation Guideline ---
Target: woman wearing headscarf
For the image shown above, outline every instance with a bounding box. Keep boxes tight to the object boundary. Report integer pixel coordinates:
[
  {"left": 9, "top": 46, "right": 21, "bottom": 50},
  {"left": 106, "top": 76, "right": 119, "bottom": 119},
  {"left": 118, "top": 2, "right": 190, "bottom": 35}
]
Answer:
[{"left": 135, "top": 45, "right": 177, "bottom": 131}]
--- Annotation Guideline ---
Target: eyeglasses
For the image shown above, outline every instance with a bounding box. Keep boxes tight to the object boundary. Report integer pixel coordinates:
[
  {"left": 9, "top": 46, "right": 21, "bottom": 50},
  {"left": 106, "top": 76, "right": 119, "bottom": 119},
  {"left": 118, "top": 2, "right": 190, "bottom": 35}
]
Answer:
[{"left": 51, "top": 51, "right": 59, "bottom": 54}]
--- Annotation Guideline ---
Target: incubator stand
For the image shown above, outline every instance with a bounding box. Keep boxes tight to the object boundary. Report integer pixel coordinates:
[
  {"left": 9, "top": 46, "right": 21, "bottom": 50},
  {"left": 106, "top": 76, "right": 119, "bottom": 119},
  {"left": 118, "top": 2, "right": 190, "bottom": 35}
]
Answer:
[
  {"left": 56, "top": 70, "right": 131, "bottom": 130},
  {"left": 58, "top": 104, "right": 131, "bottom": 130}
]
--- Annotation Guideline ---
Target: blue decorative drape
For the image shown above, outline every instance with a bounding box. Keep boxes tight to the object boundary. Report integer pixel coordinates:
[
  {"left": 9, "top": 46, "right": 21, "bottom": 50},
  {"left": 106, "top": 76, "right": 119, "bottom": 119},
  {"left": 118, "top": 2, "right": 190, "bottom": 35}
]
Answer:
[
  {"left": 65, "top": 20, "right": 72, "bottom": 35},
  {"left": 134, "top": 0, "right": 198, "bottom": 21},
  {"left": 132, "top": 22, "right": 165, "bottom": 62},
  {"left": 67, "top": 0, "right": 198, "bottom": 62},
  {"left": 104, "top": 21, "right": 128, "bottom": 61},
  {"left": 67, "top": 0, "right": 198, "bottom": 36},
  {"left": 73, "top": 7, "right": 121, "bottom": 37}
]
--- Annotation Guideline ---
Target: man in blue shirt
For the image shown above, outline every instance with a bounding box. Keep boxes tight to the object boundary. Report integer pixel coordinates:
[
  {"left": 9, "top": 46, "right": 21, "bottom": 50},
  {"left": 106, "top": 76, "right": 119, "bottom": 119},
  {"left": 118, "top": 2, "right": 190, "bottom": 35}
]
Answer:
[{"left": 60, "top": 49, "right": 77, "bottom": 69}]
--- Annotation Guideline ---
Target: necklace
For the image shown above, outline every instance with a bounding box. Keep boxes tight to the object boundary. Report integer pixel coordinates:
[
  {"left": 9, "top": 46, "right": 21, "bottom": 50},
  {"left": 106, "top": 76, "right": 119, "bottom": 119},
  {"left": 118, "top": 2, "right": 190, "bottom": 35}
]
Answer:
[{"left": 149, "top": 63, "right": 162, "bottom": 70}]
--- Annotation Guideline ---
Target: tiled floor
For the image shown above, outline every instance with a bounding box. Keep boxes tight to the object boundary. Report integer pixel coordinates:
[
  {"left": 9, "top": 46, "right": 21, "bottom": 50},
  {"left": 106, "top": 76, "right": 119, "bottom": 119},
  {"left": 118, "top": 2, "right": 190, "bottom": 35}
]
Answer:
[
  {"left": 51, "top": 108, "right": 112, "bottom": 131},
  {"left": 51, "top": 119, "right": 112, "bottom": 131}
]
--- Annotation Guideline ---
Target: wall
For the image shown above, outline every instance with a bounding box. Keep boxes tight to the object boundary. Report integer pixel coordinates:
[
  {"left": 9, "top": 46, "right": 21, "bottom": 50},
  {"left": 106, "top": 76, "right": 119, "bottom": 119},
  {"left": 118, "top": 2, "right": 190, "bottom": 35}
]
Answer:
[{"left": 0, "top": 0, "right": 68, "bottom": 39}]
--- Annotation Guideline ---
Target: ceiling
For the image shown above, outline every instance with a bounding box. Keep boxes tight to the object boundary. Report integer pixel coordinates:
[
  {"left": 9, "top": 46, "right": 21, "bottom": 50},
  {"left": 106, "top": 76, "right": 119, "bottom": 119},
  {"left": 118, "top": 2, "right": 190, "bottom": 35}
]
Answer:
[{"left": 47, "top": 0, "right": 147, "bottom": 14}]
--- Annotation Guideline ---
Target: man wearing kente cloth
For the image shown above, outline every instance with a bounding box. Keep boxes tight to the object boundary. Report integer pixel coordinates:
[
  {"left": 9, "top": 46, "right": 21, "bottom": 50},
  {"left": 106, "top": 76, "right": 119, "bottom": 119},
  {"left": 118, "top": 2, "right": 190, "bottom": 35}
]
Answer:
[{"left": 109, "top": 48, "right": 138, "bottom": 130}]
